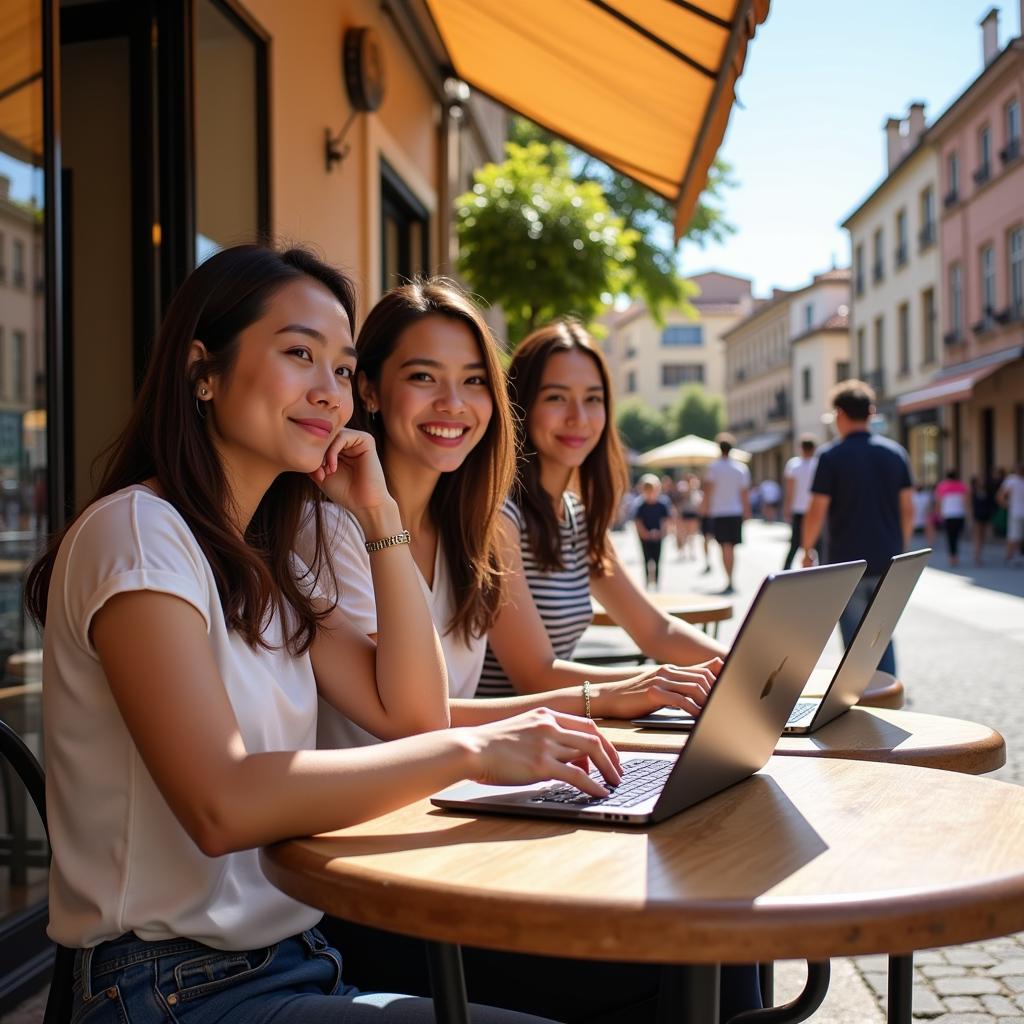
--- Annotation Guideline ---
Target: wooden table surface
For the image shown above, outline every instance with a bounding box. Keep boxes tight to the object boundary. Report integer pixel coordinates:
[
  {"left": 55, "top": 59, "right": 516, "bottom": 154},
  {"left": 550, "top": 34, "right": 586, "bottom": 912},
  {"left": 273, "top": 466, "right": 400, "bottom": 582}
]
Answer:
[
  {"left": 263, "top": 757, "right": 1024, "bottom": 965},
  {"left": 591, "top": 592, "right": 733, "bottom": 628},
  {"left": 805, "top": 667, "right": 904, "bottom": 710},
  {"left": 597, "top": 707, "right": 1005, "bottom": 774}
]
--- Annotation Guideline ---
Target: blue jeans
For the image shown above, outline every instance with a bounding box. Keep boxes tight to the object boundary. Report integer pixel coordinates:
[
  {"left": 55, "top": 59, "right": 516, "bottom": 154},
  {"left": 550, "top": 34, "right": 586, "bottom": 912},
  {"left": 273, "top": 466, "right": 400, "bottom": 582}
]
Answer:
[
  {"left": 838, "top": 575, "right": 896, "bottom": 676},
  {"left": 71, "top": 929, "right": 555, "bottom": 1023}
]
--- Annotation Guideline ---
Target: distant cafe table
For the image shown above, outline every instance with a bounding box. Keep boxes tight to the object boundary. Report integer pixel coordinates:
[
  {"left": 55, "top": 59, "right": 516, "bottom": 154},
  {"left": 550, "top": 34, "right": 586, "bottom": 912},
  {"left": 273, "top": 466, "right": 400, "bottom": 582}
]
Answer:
[
  {"left": 591, "top": 592, "right": 733, "bottom": 637},
  {"left": 263, "top": 757, "right": 1024, "bottom": 1024},
  {"left": 597, "top": 707, "right": 1005, "bottom": 775}
]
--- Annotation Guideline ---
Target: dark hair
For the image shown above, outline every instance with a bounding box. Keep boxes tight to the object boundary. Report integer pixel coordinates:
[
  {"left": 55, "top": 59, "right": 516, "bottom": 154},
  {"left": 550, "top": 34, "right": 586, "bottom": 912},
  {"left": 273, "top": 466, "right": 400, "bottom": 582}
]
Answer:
[
  {"left": 830, "top": 379, "right": 875, "bottom": 421},
  {"left": 508, "top": 320, "right": 628, "bottom": 574},
  {"left": 26, "top": 244, "right": 357, "bottom": 654},
  {"left": 715, "top": 431, "right": 735, "bottom": 456},
  {"left": 799, "top": 434, "right": 817, "bottom": 453},
  {"left": 945, "top": 468, "right": 959, "bottom": 480},
  {"left": 352, "top": 278, "right": 514, "bottom": 642}
]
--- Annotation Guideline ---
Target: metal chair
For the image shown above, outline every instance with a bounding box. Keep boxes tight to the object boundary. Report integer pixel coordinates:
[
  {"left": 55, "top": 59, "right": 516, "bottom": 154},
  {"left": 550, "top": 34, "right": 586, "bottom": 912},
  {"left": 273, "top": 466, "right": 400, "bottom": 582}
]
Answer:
[{"left": 0, "top": 717, "right": 74, "bottom": 1024}]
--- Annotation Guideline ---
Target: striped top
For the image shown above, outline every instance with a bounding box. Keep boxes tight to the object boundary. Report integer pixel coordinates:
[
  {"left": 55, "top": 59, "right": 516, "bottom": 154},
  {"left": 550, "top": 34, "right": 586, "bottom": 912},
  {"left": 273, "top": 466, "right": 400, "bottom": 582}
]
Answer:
[{"left": 477, "top": 493, "right": 593, "bottom": 697}]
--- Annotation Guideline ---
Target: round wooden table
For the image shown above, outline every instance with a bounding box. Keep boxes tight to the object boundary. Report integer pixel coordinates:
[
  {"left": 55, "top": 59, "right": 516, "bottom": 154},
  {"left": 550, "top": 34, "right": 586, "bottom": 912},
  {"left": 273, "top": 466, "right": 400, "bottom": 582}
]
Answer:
[
  {"left": 263, "top": 757, "right": 1024, "bottom": 1024},
  {"left": 591, "top": 593, "right": 733, "bottom": 636},
  {"left": 597, "top": 707, "right": 1005, "bottom": 774}
]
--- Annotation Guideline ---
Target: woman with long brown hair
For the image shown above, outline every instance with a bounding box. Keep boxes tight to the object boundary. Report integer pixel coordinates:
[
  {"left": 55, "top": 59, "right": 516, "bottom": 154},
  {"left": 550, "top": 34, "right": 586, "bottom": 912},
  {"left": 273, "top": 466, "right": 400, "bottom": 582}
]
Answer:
[
  {"left": 477, "top": 320, "right": 726, "bottom": 699},
  {"left": 28, "top": 245, "right": 620, "bottom": 1024}
]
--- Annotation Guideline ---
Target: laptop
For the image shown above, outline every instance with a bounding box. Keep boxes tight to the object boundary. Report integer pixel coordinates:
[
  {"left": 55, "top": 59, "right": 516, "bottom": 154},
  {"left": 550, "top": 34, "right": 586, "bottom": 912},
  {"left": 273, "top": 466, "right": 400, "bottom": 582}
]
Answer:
[
  {"left": 431, "top": 560, "right": 865, "bottom": 826},
  {"left": 634, "top": 549, "right": 930, "bottom": 736}
]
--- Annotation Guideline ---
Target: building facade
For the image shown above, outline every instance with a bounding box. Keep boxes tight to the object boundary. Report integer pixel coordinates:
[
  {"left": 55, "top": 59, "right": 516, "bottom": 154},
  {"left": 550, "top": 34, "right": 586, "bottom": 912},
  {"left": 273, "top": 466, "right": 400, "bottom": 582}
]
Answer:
[
  {"left": 0, "top": 0, "right": 507, "bottom": 1004},
  {"left": 842, "top": 101, "right": 942, "bottom": 482},
  {"left": 898, "top": 8, "right": 1024, "bottom": 483},
  {"left": 602, "top": 271, "right": 754, "bottom": 413}
]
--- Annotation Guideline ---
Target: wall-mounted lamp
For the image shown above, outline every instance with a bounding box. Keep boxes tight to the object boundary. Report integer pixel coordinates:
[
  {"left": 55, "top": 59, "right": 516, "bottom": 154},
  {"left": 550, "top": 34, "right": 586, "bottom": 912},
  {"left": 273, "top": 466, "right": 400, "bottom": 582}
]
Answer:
[
  {"left": 443, "top": 75, "right": 470, "bottom": 121},
  {"left": 325, "top": 27, "right": 386, "bottom": 172}
]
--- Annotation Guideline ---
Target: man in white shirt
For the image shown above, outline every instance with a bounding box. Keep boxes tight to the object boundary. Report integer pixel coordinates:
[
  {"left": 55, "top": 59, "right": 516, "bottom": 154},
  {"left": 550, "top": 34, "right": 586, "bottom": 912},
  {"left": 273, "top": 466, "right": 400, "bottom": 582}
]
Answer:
[
  {"left": 782, "top": 435, "right": 818, "bottom": 569},
  {"left": 998, "top": 465, "right": 1024, "bottom": 566},
  {"left": 701, "top": 432, "right": 751, "bottom": 594}
]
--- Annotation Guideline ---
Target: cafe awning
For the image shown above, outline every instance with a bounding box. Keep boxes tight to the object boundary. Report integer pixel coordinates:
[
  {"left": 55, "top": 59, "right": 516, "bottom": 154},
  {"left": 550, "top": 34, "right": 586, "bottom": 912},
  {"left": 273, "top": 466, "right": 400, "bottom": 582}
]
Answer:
[
  {"left": 0, "top": 0, "right": 42, "bottom": 161},
  {"left": 424, "top": 0, "right": 769, "bottom": 237},
  {"left": 896, "top": 347, "right": 1023, "bottom": 415},
  {"left": 736, "top": 429, "right": 787, "bottom": 454}
]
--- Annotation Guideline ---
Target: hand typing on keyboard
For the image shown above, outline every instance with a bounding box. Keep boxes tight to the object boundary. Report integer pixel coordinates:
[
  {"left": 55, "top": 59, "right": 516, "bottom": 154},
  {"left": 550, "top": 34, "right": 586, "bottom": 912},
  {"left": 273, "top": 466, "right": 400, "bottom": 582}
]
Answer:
[
  {"left": 531, "top": 759, "right": 672, "bottom": 807},
  {"left": 587, "top": 657, "right": 722, "bottom": 721}
]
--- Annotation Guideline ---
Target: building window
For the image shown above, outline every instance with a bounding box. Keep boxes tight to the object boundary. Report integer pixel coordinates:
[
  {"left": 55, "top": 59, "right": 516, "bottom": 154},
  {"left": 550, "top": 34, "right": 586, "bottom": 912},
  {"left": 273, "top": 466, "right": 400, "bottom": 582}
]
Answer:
[
  {"left": 922, "top": 287, "right": 937, "bottom": 364},
  {"left": 0, "top": 231, "right": 5, "bottom": 283},
  {"left": 872, "top": 228, "right": 884, "bottom": 282},
  {"left": 975, "top": 125, "right": 992, "bottom": 185},
  {"left": 661, "top": 324, "right": 703, "bottom": 346},
  {"left": 949, "top": 262, "right": 963, "bottom": 339},
  {"left": 11, "top": 331, "right": 24, "bottom": 402},
  {"left": 803, "top": 302, "right": 813, "bottom": 331},
  {"left": 945, "top": 151, "right": 960, "bottom": 205},
  {"left": 873, "top": 316, "right": 885, "bottom": 391},
  {"left": 856, "top": 326, "right": 866, "bottom": 375},
  {"left": 854, "top": 243, "right": 864, "bottom": 295},
  {"left": 626, "top": 370, "right": 636, "bottom": 394},
  {"left": 801, "top": 367, "right": 812, "bottom": 402},
  {"left": 836, "top": 360, "right": 850, "bottom": 383},
  {"left": 194, "top": 0, "right": 269, "bottom": 263},
  {"left": 381, "top": 159, "right": 429, "bottom": 292},
  {"left": 12, "top": 239, "right": 25, "bottom": 288},
  {"left": 919, "top": 187, "right": 935, "bottom": 250},
  {"left": 895, "top": 209, "right": 908, "bottom": 267},
  {"left": 1003, "top": 99, "right": 1021, "bottom": 163},
  {"left": 981, "top": 244, "right": 996, "bottom": 316},
  {"left": 1009, "top": 227, "right": 1024, "bottom": 314},
  {"left": 0, "top": 327, "right": 5, "bottom": 397},
  {"left": 898, "top": 302, "right": 911, "bottom": 376},
  {"left": 661, "top": 363, "right": 705, "bottom": 386}
]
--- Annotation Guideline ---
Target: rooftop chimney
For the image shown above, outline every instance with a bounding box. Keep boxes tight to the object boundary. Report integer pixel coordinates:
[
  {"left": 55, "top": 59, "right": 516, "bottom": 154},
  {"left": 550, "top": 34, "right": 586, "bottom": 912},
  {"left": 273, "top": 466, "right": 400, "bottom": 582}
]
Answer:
[
  {"left": 981, "top": 7, "right": 1000, "bottom": 66},
  {"left": 907, "top": 102, "right": 926, "bottom": 146},
  {"left": 885, "top": 116, "right": 903, "bottom": 172}
]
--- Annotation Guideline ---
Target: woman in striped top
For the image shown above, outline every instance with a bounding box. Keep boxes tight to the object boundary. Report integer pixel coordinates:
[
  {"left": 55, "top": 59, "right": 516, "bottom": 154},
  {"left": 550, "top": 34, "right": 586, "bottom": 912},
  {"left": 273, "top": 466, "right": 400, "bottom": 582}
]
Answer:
[{"left": 479, "top": 321, "right": 727, "bottom": 699}]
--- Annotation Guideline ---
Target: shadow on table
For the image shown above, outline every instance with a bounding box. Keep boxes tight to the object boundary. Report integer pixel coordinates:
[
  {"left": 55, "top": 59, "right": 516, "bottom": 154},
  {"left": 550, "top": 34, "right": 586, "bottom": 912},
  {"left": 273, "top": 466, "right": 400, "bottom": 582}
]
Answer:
[{"left": 807, "top": 708, "right": 913, "bottom": 752}]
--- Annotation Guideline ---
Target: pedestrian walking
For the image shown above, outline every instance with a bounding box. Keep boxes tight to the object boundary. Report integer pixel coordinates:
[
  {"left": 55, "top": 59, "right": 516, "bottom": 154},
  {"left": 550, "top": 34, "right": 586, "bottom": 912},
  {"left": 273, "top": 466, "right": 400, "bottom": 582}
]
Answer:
[
  {"left": 970, "top": 475, "right": 996, "bottom": 566},
  {"left": 997, "top": 464, "right": 1024, "bottom": 566},
  {"left": 635, "top": 473, "right": 673, "bottom": 587},
  {"left": 760, "top": 477, "right": 782, "bottom": 521},
  {"left": 782, "top": 434, "right": 817, "bottom": 569},
  {"left": 679, "top": 473, "right": 702, "bottom": 560},
  {"left": 701, "top": 432, "right": 751, "bottom": 594},
  {"left": 934, "top": 469, "right": 968, "bottom": 567},
  {"left": 801, "top": 380, "right": 914, "bottom": 675}
]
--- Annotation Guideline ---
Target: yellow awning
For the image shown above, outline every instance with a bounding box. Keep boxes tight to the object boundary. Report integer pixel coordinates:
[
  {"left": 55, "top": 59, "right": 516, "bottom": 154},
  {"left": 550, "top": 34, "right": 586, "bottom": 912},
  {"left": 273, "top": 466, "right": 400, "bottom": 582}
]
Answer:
[
  {"left": 425, "top": 0, "right": 768, "bottom": 238},
  {"left": 0, "top": 0, "right": 43, "bottom": 161}
]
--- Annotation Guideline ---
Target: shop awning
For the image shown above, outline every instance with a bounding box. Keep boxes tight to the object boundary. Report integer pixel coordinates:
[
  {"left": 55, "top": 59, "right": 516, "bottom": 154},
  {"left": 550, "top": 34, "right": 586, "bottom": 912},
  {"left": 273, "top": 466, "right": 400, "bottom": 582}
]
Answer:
[
  {"left": 897, "top": 347, "right": 1023, "bottom": 415},
  {"left": 424, "top": 0, "right": 769, "bottom": 237},
  {"left": 0, "top": 0, "right": 42, "bottom": 161},
  {"left": 737, "top": 429, "right": 787, "bottom": 454}
]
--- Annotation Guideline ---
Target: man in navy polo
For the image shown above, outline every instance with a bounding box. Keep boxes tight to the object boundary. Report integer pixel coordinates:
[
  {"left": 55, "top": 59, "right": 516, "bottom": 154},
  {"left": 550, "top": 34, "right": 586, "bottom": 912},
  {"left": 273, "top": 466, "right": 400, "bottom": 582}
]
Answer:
[{"left": 801, "top": 380, "right": 914, "bottom": 674}]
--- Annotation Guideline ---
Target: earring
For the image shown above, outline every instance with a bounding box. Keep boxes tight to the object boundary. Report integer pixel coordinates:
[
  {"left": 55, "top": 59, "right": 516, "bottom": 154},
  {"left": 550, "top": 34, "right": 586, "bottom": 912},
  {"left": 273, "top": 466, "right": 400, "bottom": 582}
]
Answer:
[{"left": 195, "top": 385, "right": 209, "bottom": 419}]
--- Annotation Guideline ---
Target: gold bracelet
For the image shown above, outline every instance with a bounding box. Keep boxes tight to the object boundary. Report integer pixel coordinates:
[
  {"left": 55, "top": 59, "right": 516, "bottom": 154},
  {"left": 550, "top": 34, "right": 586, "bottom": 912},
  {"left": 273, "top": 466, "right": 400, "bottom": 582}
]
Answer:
[
  {"left": 582, "top": 679, "right": 592, "bottom": 719},
  {"left": 364, "top": 529, "right": 411, "bottom": 553}
]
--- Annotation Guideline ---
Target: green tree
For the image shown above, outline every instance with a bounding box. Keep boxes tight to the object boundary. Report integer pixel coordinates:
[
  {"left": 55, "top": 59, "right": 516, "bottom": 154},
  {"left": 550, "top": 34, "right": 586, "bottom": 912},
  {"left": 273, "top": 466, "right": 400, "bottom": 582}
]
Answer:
[
  {"left": 616, "top": 398, "right": 670, "bottom": 454},
  {"left": 666, "top": 386, "right": 724, "bottom": 441},
  {"left": 509, "top": 117, "right": 736, "bottom": 323},
  {"left": 455, "top": 141, "right": 637, "bottom": 344}
]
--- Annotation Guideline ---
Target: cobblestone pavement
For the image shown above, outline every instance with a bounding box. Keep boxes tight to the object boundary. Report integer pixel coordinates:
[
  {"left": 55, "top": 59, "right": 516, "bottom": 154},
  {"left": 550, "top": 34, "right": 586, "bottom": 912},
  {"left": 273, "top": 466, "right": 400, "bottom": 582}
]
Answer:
[
  {"left": 6, "top": 521, "right": 1023, "bottom": 1023},
  {"left": 613, "top": 518, "right": 1024, "bottom": 1024}
]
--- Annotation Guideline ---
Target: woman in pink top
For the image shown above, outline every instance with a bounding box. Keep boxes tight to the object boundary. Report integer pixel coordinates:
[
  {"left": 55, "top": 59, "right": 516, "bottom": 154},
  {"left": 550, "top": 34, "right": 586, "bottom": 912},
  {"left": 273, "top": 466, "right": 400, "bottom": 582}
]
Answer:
[{"left": 934, "top": 468, "right": 969, "bottom": 566}]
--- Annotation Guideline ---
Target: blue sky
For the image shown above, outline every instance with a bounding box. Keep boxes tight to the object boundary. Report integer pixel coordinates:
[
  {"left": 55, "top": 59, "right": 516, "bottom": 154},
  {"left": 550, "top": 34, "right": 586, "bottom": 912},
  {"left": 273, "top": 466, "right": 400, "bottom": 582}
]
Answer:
[{"left": 678, "top": 0, "right": 1023, "bottom": 296}]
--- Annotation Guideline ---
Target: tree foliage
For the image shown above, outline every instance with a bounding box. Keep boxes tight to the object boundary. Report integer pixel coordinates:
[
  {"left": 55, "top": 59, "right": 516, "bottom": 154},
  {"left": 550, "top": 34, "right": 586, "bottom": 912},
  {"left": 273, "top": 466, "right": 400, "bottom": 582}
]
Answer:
[
  {"left": 667, "top": 386, "right": 724, "bottom": 440},
  {"left": 615, "top": 398, "right": 671, "bottom": 454},
  {"left": 455, "top": 141, "right": 637, "bottom": 344}
]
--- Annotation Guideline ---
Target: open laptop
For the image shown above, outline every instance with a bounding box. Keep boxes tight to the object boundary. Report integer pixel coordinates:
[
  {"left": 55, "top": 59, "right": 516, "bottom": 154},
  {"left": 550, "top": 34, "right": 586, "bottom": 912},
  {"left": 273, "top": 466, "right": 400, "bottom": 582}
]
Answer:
[
  {"left": 431, "top": 560, "right": 865, "bottom": 827},
  {"left": 634, "top": 549, "right": 930, "bottom": 736}
]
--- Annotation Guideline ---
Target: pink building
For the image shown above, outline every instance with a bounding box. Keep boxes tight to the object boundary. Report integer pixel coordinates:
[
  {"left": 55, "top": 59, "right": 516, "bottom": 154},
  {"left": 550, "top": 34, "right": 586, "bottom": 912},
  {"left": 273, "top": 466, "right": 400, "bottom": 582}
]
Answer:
[{"left": 898, "top": 6, "right": 1024, "bottom": 481}]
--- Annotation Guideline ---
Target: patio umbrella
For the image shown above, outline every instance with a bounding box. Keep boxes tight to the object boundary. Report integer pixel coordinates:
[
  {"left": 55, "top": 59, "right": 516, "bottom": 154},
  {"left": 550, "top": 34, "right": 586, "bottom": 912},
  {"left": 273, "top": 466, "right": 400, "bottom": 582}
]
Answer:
[{"left": 639, "top": 434, "right": 751, "bottom": 468}]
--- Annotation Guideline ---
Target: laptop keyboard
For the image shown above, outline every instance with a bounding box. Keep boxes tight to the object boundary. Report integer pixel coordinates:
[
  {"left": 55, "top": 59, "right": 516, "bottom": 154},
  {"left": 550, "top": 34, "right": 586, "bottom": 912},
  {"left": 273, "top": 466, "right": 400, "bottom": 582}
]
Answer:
[
  {"left": 787, "top": 701, "right": 819, "bottom": 725},
  {"left": 529, "top": 758, "right": 672, "bottom": 808}
]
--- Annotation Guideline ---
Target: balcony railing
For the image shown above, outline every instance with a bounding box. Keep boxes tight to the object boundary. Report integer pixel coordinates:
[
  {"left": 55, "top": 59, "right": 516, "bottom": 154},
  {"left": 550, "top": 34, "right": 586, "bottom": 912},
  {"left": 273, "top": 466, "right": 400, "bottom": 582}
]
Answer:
[
  {"left": 1000, "top": 138, "right": 1021, "bottom": 165},
  {"left": 728, "top": 418, "right": 755, "bottom": 433},
  {"left": 943, "top": 189, "right": 959, "bottom": 208},
  {"left": 918, "top": 223, "right": 936, "bottom": 251},
  {"left": 943, "top": 329, "right": 963, "bottom": 346},
  {"left": 971, "top": 309, "right": 997, "bottom": 335},
  {"left": 973, "top": 163, "right": 991, "bottom": 186},
  {"left": 894, "top": 244, "right": 908, "bottom": 268}
]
